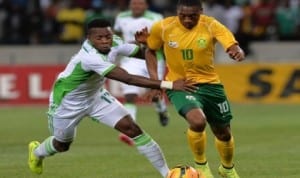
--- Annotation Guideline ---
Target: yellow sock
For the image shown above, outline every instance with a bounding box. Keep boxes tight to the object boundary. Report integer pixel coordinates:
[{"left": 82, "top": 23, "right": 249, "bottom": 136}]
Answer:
[
  {"left": 186, "top": 129, "right": 207, "bottom": 164},
  {"left": 215, "top": 136, "right": 234, "bottom": 168}
]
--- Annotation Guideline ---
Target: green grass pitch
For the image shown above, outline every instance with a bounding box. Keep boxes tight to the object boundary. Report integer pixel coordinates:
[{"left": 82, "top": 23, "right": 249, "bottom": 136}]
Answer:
[{"left": 0, "top": 104, "right": 300, "bottom": 178}]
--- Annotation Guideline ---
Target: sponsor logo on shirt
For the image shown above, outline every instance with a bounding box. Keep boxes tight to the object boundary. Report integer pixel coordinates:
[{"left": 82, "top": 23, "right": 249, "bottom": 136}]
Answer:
[
  {"left": 185, "top": 95, "right": 196, "bottom": 101},
  {"left": 168, "top": 41, "right": 178, "bottom": 48}
]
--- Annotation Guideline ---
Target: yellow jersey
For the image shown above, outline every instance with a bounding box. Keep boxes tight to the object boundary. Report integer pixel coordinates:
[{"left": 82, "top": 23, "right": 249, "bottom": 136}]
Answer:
[
  {"left": 56, "top": 8, "right": 86, "bottom": 42},
  {"left": 147, "top": 15, "right": 237, "bottom": 84}
]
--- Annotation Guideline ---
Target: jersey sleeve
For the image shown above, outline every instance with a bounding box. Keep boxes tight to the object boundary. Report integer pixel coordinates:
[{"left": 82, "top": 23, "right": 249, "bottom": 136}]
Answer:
[
  {"left": 82, "top": 54, "right": 116, "bottom": 77},
  {"left": 108, "top": 43, "right": 139, "bottom": 63},
  {"left": 116, "top": 43, "right": 139, "bottom": 57},
  {"left": 147, "top": 21, "right": 164, "bottom": 50},
  {"left": 210, "top": 19, "right": 238, "bottom": 51}
]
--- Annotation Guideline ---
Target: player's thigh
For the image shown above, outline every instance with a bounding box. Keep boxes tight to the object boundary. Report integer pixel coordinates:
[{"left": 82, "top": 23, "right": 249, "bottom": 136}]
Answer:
[
  {"left": 48, "top": 102, "right": 86, "bottom": 142},
  {"left": 88, "top": 89, "right": 129, "bottom": 128},
  {"left": 200, "top": 84, "right": 233, "bottom": 126},
  {"left": 166, "top": 90, "right": 202, "bottom": 117}
]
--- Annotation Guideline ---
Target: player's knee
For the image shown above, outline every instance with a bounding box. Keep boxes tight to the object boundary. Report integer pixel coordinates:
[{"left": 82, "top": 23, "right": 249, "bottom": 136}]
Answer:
[
  {"left": 189, "top": 118, "right": 206, "bottom": 131},
  {"left": 53, "top": 139, "right": 72, "bottom": 152},
  {"left": 124, "top": 94, "right": 138, "bottom": 103},
  {"left": 215, "top": 132, "right": 232, "bottom": 141},
  {"left": 123, "top": 122, "right": 143, "bottom": 138},
  {"left": 216, "top": 134, "right": 231, "bottom": 142},
  {"left": 151, "top": 96, "right": 159, "bottom": 102},
  {"left": 115, "top": 116, "right": 143, "bottom": 137},
  {"left": 185, "top": 110, "right": 207, "bottom": 131}
]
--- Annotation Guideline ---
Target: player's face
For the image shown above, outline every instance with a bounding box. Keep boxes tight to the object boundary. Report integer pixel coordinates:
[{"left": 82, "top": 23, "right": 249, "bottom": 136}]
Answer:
[
  {"left": 177, "top": 5, "right": 202, "bottom": 29},
  {"left": 88, "top": 27, "right": 113, "bottom": 54},
  {"left": 130, "top": 0, "right": 148, "bottom": 17}
]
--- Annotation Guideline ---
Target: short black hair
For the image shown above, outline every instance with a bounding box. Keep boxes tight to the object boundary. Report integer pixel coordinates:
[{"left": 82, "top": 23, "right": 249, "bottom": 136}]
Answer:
[
  {"left": 177, "top": 0, "right": 202, "bottom": 7},
  {"left": 86, "top": 18, "right": 111, "bottom": 30}
]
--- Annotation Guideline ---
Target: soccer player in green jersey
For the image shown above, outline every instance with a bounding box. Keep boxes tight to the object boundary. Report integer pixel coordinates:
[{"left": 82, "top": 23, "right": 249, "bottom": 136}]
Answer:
[
  {"left": 136, "top": 0, "right": 245, "bottom": 177},
  {"left": 27, "top": 18, "right": 197, "bottom": 178}
]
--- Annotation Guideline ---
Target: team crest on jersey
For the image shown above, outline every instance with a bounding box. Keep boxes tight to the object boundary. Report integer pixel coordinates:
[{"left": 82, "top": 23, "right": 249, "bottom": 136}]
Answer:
[
  {"left": 168, "top": 41, "right": 178, "bottom": 48},
  {"left": 197, "top": 38, "right": 207, "bottom": 48}
]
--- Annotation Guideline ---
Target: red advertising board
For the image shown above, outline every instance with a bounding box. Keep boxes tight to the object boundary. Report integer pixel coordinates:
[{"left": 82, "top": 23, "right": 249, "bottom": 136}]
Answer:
[
  {"left": 0, "top": 65, "right": 148, "bottom": 105},
  {"left": 1, "top": 64, "right": 299, "bottom": 105},
  {"left": 0, "top": 65, "right": 65, "bottom": 105}
]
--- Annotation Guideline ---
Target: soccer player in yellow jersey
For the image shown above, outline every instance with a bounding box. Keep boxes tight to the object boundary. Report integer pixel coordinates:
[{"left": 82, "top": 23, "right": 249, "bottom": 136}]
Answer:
[{"left": 136, "top": 0, "right": 245, "bottom": 178}]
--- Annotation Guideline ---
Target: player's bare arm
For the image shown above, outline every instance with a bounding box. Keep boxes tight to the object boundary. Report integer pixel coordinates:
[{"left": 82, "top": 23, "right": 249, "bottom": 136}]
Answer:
[
  {"left": 227, "top": 44, "right": 245, "bottom": 62},
  {"left": 106, "top": 66, "right": 197, "bottom": 92},
  {"left": 131, "top": 46, "right": 146, "bottom": 59},
  {"left": 134, "top": 28, "right": 159, "bottom": 79},
  {"left": 136, "top": 29, "right": 162, "bottom": 101},
  {"left": 145, "top": 48, "right": 159, "bottom": 80},
  {"left": 135, "top": 27, "right": 166, "bottom": 101}
]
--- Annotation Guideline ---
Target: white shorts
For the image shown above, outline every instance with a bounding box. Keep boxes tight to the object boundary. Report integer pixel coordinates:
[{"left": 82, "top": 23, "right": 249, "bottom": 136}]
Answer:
[
  {"left": 120, "top": 57, "right": 166, "bottom": 95},
  {"left": 47, "top": 89, "right": 129, "bottom": 142}
]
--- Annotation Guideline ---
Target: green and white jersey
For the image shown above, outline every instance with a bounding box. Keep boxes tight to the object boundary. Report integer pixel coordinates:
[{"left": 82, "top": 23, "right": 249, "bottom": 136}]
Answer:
[
  {"left": 114, "top": 10, "right": 163, "bottom": 42},
  {"left": 114, "top": 10, "right": 163, "bottom": 43},
  {"left": 114, "top": 10, "right": 164, "bottom": 60},
  {"left": 50, "top": 36, "right": 139, "bottom": 106}
]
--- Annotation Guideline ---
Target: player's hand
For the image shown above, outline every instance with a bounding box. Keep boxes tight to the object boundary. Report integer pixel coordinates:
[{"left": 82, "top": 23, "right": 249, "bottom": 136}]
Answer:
[
  {"left": 135, "top": 27, "right": 149, "bottom": 45},
  {"left": 142, "top": 89, "right": 162, "bottom": 102},
  {"left": 227, "top": 45, "right": 245, "bottom": 62},
  {"left": 173, "top": 79, "right": 198, "bottom": 92}
]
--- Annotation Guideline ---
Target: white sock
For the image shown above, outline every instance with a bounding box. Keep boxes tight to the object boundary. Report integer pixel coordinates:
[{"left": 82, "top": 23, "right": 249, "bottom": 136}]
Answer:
[
  {"left": 124, "top": 103, "right": 137, "bottom": 121},
  {"left": 34, "top": 136, "right": 58, "bottom": 158},
  {"left": 134, "top": 133, "right": 170, "bottom": 177},
  {"left": 153, "top": 98, "right": 167, "bottom": 113}
]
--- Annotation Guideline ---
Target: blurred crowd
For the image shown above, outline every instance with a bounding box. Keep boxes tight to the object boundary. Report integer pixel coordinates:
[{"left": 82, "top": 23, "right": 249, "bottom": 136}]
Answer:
[{"left": 0, "top": 0, "right": 299, "bottom": 53}]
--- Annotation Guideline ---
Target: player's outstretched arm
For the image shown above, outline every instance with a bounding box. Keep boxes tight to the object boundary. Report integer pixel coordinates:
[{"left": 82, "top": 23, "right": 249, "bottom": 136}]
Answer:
[
  {"left": 145, "top": 48, "right": 159, "bottom": 80},
  {"left": 106, "top": 66, "right": 197, "bottom": 92}
]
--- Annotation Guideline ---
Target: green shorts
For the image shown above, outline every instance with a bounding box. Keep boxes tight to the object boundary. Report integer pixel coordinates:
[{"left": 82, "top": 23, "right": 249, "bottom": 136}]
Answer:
[{"left": 166, "top": 84, "right": 233, "bottom": 126}]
